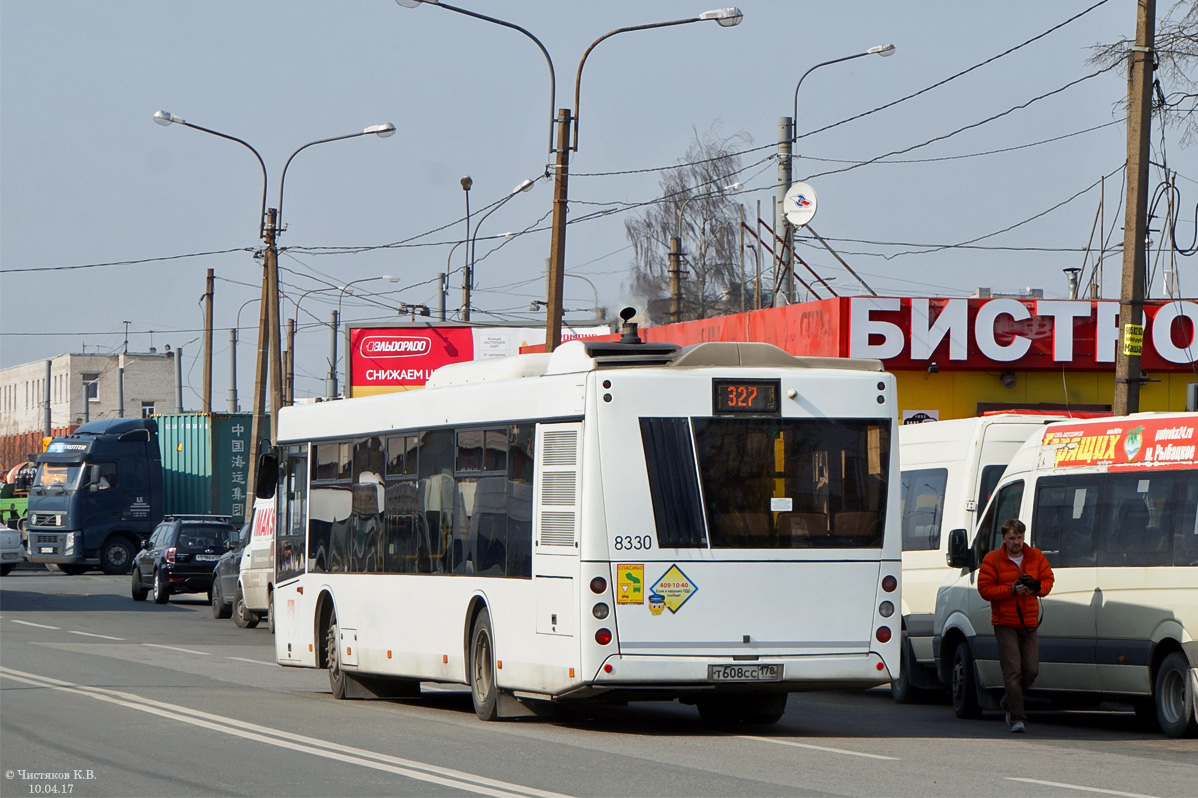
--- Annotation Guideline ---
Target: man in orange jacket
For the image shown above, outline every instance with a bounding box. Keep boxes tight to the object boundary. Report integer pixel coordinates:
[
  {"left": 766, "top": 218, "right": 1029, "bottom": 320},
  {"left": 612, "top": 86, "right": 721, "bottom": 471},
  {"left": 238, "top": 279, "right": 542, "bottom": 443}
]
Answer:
[{"left": 977, "top": 518, "right": 1054, "bottom": 733}]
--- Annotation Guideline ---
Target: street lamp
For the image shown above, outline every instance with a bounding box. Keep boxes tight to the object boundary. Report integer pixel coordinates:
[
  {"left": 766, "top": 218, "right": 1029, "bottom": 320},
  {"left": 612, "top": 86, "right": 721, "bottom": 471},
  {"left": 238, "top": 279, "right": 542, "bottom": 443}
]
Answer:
[
  {"left": 395, "top": 0, "right": 556, "bottom": 155},
  {"left": 395, "top": 3, "right": 743, "bottom": 350},
  {"left": 466, "top": 177, "right": 537, "bottom": 318},
  {"left": 326, "top": 275, "right": 399, "bottom": 399},
  {"left": 779, "top": 43, "right": 894, "bottom": 302},
  {"left": 460, "top": 176, "right": 472, "bottom": 320},
  {"left": 547, "top": 8, "right": 743, "bottom": 350},
  {"left": 153, "top": 110, "right": 395, "bottom": 491}
]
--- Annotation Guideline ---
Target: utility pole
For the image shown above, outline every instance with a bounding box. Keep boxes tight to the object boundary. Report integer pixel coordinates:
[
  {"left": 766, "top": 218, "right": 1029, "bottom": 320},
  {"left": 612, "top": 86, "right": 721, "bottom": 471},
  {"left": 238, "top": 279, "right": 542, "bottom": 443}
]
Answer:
[
  {"left": 202, "top": 268, "right": 214, "bottom": 413},
  {"left": 1114, "top": 0, "right": 1155, "bottom": 416},
  {"left": 669, "top": 236, "right": 683, "bottom": 324},
  {"left": 247, "top": 241, "right": 271, "bottom": 498},
  {"left": 545, "top": 109, "right": 572, "bottom": 352},
  {"left": 326, "top": 310, "right": 339, "bottom": 399},
  {"left": 264, "top": 209, "right": 284, "bottom": 437},
  {"left": 777, "top": 116, "right": 794, "bottom": 304},
  {"left": 286, "top": 317, "right": 296, "bottom": 405},
  {"left": 228, "top": 328, "right": 238, "bottom": 412}
]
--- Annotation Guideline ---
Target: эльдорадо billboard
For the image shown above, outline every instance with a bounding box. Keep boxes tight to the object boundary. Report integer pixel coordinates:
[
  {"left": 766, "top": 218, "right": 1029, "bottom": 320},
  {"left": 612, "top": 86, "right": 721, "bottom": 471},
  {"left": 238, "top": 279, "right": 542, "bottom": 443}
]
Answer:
[{"left": 349, "top": 324, "right": 610, "bottom": 397}]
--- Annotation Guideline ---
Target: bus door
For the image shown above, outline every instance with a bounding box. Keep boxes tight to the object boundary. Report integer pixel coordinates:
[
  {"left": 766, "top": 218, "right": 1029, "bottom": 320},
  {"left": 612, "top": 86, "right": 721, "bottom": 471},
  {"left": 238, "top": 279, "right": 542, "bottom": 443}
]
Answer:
[
  {"left": 1027, "top": 475, "right": 1100, "bottom": 691},
  {"left": 275, "top": 445, "right": 316, "bottom": 666},
  {"left": 532, "top": 422, "right": 582, "bottom": 639}
]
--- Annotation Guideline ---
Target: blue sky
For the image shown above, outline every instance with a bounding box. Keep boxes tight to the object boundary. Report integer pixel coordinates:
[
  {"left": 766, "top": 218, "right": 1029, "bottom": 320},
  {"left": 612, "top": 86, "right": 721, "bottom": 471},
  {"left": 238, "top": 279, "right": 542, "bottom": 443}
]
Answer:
[{"left": 2, "top": 1, "right": 1193, "bottom": 403}]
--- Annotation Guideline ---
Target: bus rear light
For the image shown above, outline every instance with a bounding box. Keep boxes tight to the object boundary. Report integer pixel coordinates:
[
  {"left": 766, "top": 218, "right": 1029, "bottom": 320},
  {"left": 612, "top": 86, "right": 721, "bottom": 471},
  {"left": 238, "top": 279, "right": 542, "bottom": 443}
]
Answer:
[
  {"left": 590, "top": 576, "right": 607, "bottom": 594},
  {"left": 875, "top": 626, "right": 892, "bottom": 644},
  {"left": 881, "top": 575, "right": 897, "bottom": 592},
  {"left": 879, "top": 601, "right": 894, "bottom": 618},
  {"left": 442, "top": 654, "right": 448, "bottom": 663},
  {"left": 165, "top": 547, "right": 176, "bottom": 564},
  {"left": 877, "top": 662, "right": 885, "bottom": 671},
  {"left": 595, "top": 628, "right": 612, "bottom": 645},
  {"left": 603, "top": 663, "right": 613, "bottom": 673},
  {"left": 592, "top": 602, "right": 609, "bottom": 620}
]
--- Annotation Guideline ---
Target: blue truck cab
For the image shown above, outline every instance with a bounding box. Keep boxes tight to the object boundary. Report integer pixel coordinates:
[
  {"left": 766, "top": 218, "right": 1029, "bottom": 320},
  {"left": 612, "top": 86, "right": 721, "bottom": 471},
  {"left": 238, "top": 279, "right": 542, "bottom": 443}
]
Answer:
[{"left": 26, "top": 418, "right": 163, "bottom": 575}]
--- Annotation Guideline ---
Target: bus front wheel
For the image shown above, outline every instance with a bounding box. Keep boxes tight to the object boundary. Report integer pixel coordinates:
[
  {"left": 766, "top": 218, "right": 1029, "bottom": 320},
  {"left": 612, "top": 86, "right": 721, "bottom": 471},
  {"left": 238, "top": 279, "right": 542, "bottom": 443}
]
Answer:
[
  {"left": 327, "top": 612, "right": 347, "bottom": 700},
  {"left": 469, "top": 610, "right": 499, "bottom": 721}
]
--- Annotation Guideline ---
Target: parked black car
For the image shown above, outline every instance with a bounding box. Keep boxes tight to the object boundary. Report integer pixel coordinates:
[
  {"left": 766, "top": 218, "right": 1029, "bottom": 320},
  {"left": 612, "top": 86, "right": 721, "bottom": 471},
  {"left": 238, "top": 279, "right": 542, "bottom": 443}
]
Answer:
[
  {"left": 210, "top": 519, "right": 258, "bottom": 627},
  {"left": 131, "top": 515, "right": 235, "bottom": 605}
]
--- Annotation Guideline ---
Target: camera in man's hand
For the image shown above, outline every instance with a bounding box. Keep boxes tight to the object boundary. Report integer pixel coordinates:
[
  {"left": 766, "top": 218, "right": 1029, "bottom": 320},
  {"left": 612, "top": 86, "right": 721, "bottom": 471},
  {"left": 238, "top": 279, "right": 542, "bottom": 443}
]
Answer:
[{"left": 1016, "top": 574, "right": 1041, "bottom": 594}]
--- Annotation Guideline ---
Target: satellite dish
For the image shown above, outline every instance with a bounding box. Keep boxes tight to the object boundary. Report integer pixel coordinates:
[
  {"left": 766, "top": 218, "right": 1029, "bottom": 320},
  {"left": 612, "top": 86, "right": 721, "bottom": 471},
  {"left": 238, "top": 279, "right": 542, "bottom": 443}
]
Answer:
[{"left": 783, "top": 182, "right": 818, "bottom": 228}]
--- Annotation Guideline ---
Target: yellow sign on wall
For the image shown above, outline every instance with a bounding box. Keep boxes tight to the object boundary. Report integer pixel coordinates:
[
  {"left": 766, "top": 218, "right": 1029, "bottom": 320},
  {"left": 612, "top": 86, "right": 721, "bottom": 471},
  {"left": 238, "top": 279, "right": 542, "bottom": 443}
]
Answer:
[{"left": 616, "top": 564, "right": 644, "bottom": 604}]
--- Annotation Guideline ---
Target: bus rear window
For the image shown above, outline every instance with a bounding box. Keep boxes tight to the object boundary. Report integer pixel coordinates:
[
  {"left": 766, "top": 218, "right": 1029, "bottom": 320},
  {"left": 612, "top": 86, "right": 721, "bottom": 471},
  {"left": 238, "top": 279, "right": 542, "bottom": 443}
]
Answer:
[{"left": 692, "top": 417, "right": 890, "bottom": 549}]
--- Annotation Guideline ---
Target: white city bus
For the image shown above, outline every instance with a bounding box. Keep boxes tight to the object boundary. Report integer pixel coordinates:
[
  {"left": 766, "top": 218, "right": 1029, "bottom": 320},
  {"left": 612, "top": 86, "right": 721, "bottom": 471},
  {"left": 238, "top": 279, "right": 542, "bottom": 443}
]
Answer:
[{"left": 269, "top": 334, "right": 901, "bottom": 722}]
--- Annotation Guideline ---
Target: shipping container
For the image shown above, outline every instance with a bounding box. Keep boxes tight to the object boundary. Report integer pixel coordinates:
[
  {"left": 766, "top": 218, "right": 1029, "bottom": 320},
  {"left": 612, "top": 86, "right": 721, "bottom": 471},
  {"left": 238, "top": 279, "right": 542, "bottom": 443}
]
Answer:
[{"left": 157, "top": 413, "right": 265, "bottom": 527}]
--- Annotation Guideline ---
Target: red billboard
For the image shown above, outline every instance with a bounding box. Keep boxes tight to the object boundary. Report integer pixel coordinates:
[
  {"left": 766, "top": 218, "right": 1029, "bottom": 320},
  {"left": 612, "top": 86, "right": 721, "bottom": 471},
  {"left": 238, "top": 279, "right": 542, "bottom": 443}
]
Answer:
[
  {"left": 846, "top": 297, "right": 1198, "bottom": 370},
  {"left": 349, "top": 324, "right": 610, "bottom": 396}
]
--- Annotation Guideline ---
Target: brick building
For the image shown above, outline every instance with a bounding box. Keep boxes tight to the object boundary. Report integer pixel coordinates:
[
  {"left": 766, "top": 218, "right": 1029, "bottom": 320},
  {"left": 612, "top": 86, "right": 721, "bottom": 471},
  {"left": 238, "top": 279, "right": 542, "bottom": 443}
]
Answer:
[{"left": 0, "top": 351, "right": 177, "bottom": 468}]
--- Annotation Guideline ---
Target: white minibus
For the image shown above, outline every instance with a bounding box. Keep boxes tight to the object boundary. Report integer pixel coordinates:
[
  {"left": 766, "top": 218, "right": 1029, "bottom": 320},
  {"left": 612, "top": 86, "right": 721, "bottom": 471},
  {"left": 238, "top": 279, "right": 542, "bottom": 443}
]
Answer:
[
  {"left": 267, "top": 334, "right": 902, "bottom": 723},
  {"left": 935, "top": 412, "right": 1198, "bottom": 737},
  {"left": 893, "top": 413, "right": 1065, "bottom": 701}
]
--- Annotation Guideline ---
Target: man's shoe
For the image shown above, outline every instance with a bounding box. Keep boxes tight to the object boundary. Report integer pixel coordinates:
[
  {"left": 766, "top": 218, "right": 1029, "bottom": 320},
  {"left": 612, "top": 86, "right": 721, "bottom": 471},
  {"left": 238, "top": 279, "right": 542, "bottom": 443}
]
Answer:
[{"left": 1010, "top": 721, "right": 1026, "bottom": 733}]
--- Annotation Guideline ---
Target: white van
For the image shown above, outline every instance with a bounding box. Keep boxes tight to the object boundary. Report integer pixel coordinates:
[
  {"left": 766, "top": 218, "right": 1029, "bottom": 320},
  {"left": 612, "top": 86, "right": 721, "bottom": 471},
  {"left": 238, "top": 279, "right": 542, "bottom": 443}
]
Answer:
[
  {"left": 934, "top": 412, "right": 1198, "bottom": 737},
  {"left": 236, "top": 496, "right": 276, "bottom": 630},
  {"left": 892, "top": 413, "right": 1066, "bottom": 701}
]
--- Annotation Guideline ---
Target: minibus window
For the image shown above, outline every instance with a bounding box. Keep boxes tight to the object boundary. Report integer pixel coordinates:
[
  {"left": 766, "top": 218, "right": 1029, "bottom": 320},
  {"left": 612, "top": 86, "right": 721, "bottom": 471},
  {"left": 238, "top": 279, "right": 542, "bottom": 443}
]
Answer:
[
  {"left": 901, "top": 468, "right": 947, "bottom": 551},
  {"left": 977, "top": 481, "right": 1023, "bottom": 558}
]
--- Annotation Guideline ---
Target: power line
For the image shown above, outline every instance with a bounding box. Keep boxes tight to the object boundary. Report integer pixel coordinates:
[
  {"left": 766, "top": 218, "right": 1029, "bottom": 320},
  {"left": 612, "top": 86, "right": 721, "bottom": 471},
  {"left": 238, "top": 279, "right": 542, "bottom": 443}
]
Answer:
[{"left": 0, "top": 248, "right": 252, "bottom": 274}]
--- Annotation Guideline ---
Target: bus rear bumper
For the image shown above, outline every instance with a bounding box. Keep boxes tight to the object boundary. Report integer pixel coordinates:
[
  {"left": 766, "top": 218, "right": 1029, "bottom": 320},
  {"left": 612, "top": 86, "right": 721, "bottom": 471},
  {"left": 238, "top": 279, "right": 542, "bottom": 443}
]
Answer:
[{"left": 563, "top": 652, "right": 893, "bottom": 699}]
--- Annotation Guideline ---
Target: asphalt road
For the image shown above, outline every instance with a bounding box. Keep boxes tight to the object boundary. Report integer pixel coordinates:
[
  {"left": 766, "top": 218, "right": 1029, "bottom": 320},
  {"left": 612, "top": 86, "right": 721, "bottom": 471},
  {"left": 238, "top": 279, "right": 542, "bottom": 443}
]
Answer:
[{"left": 1, "top": 569, "right": 1195, "bottom": 798}]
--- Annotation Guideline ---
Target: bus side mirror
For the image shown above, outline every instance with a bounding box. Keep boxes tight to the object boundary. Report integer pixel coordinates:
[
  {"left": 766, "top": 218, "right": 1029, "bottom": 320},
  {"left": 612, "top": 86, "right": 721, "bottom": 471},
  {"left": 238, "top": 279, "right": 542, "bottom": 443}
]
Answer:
[
  {"left": 946, "top": 528, "right": 974, "bottom": 569},
  {"left": 255, "top": 449, "right": 279, "bottom": 500}
]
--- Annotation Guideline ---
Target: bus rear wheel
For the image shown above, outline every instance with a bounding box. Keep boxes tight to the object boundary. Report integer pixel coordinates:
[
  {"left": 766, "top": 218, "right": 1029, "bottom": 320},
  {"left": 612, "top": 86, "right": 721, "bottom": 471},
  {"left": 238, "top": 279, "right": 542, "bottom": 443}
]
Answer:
[{"left": 469, "top": 610, "right": 499, "bottom": 721}]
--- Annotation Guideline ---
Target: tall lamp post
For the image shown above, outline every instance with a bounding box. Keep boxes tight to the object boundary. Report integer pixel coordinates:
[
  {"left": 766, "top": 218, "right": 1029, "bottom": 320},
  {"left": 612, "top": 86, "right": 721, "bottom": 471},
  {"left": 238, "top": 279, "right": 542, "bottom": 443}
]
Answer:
[
  {"left": 779, "top": 44, "right": 893, "bottom": 302},
  {"left": 153, "top": 111, "right": 394, "bottom": 491},
  {"left": 459, "top": 176, "right": 473, "bottom": 320},
  {"left": 547, "top": 7, "right": 743, "bottom": 350},
  {"left": 332, "top": 275, "right": 398, "bottom": 398},
  {"left": 466, "top": 178, "right": 537, "bottom": 317},
  {"left": 396, "top": 2, "right": 743, "bottom": 350}
]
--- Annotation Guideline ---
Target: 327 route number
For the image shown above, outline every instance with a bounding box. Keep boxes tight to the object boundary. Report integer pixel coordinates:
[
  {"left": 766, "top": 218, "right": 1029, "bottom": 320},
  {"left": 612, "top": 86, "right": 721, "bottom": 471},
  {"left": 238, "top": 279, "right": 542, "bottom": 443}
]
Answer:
[{"left": 613, "top": 535, "right": 652, "bottom": 551}]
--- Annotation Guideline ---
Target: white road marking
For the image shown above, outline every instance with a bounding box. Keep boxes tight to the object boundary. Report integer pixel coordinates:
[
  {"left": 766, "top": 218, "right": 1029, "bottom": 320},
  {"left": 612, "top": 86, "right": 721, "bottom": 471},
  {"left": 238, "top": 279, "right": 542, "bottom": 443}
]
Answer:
[
  {"left": 69, "top": 630, "right": 125, "bottom": 640},
  {"left": 1006, "top": 777, "right": 1161, "bottom": 798},
  {"left": 0, "top": 666, "right": 572, "bottom": 798},
  {"left": 141, "top": 643, "right": 209, "bottom": 655},
  {"left": 739, "top": 734, "right": 900, "bottom": 760},
  {"left": 223, "top": 656, "right": 276, "bottom": 666},
  {"left": 10, "top": 619, "right": 60, "bottom": 630}
]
